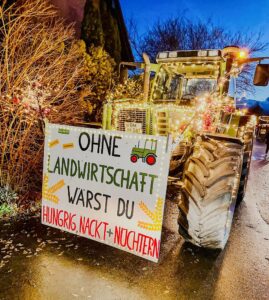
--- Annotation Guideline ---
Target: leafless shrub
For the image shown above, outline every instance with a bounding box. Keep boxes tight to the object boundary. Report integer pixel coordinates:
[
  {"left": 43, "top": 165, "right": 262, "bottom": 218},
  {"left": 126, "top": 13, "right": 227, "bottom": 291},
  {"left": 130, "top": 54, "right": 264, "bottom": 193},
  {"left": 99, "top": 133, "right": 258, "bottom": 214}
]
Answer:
[{"left": 0, "top": 0, "right": 89, "bottom": 200}]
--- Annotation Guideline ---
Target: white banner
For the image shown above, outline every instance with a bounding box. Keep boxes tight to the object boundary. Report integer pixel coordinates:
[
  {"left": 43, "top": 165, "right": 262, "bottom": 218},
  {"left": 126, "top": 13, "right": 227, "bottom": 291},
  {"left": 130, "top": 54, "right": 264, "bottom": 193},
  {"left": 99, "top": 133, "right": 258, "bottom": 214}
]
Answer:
[{"left": 42, "top": 123, "right": 172, "bottom": 262}]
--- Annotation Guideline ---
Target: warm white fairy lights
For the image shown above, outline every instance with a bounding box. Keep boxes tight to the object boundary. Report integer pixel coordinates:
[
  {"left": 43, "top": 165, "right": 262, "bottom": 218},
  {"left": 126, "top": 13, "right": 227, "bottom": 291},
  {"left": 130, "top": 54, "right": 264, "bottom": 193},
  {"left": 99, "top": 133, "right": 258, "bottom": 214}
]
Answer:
[{"left": 109, "top": 89, "right": 252, "bottom": 151}]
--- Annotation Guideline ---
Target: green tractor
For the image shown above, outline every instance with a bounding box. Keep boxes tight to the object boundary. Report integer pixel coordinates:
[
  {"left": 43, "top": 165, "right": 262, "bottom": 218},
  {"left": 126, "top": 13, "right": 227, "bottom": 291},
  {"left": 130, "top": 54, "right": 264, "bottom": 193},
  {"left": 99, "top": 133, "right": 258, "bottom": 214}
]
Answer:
[
  {"left": 130, "top": 139, "right": 157, "bottom": 165},
  {"left": 102, "top": 46, "right": 269, "bottom": 249}
]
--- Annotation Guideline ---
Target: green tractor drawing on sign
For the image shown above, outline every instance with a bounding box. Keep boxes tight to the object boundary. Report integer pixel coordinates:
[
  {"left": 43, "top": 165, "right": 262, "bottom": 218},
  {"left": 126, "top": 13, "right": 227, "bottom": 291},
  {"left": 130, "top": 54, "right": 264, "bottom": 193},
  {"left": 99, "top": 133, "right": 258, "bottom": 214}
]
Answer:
[{"left": 130, "top": 139, "right": 157, "bottom": 165}]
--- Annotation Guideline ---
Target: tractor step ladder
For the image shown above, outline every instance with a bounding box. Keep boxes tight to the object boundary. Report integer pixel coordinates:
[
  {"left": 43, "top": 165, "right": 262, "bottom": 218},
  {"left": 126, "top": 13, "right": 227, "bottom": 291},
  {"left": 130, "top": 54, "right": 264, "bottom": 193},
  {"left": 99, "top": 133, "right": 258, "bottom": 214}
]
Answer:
[{"left": 157, "top": 111, "right": 169, "bottom": 135}]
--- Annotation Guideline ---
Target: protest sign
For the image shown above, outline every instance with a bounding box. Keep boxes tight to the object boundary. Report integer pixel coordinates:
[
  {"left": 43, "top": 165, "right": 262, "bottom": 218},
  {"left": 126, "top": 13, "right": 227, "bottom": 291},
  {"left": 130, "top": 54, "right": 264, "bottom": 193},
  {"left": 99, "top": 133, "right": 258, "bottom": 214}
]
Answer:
[{"left": 42, "top": 123, "right": 172, "bottom": 262}]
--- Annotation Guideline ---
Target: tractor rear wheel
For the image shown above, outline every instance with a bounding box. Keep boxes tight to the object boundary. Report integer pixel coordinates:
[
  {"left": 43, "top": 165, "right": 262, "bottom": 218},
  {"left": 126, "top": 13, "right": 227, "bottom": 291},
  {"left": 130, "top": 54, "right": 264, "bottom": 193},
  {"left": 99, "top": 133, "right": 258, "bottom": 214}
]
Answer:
[
  {"left": 146, "top": 154, "right": 156, "bottom": 165},
  {"left": 178, "top": 136, "right": 243, "bottom": 249}
]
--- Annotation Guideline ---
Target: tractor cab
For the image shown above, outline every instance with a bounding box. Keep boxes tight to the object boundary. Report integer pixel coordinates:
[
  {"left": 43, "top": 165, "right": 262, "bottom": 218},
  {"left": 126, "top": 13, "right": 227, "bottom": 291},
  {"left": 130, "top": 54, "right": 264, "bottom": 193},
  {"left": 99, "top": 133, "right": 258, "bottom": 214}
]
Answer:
[
  {"left": 153, "top": 49, "right": 224, "bottom": 103},
  {"left": 103, "top": 47, "right": 248, "bottom": 139}
]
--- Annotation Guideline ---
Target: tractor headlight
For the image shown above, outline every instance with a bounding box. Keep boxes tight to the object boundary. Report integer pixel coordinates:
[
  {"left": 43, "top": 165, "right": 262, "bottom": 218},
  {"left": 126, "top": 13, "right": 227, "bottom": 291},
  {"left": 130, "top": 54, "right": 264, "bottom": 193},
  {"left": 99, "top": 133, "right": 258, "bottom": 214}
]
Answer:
[
  {"left": 208, "top": 50, "right": 219, "bottom": 56},
  {"left": 198, "top": 50, "right": 207, "bottom": 57},
  {"left": 168, "top": 51, "right": 178, "bottom": 58},
  {"left": 158, "top": 52, "right": 168, "bottom": 59}
]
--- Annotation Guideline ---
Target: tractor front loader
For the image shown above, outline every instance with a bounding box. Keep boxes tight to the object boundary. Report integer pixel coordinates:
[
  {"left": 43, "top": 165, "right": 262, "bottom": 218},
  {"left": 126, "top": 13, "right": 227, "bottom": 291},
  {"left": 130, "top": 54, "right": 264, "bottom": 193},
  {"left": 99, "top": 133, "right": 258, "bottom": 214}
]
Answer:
[{"left": 102, "top": 46, "right": 269, "bottom": 249}]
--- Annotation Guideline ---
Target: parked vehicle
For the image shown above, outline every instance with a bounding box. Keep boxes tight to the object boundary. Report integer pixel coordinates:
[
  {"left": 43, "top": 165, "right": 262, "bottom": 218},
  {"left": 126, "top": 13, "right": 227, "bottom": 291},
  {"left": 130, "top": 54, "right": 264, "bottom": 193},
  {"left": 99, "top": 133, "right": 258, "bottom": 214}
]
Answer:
[
  {"left": 256, "top": 116, "right": 269, "bottom": 141},
  {"left": 102, "top": 46, "right": 269, "bottom": 249}
]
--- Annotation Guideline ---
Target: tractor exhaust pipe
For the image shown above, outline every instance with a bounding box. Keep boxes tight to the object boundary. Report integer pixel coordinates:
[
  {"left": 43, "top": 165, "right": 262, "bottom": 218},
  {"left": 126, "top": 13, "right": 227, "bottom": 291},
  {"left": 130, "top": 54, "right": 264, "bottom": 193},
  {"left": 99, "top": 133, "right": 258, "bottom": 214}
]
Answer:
[{"left": 143, "top": 53, "right": 151, "bottom": 102}]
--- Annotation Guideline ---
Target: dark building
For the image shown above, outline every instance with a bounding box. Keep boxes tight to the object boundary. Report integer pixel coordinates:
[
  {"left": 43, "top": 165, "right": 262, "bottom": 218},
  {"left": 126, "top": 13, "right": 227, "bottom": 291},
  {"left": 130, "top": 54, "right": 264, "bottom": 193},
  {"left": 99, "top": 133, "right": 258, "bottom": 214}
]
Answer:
[
  {"left": 50, "top": 0, "right": 86, "bottom": 37},
  {"left": 51, "top": 0, "right": 133, "bottom": 64}
]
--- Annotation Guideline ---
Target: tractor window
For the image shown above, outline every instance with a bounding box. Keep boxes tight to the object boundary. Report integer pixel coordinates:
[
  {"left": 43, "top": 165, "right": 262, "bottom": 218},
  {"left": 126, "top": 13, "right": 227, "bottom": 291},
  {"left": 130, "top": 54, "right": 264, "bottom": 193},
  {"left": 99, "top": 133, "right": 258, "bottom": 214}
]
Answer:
[
  {"left": 152, "top": 70, "right": 182, "bottom": 100},
  {"left": 182, "top": 78, "right": 217, "bottom": 99},
  {"left": 152, "top": 67, "right": 217, "bottom": 101}
]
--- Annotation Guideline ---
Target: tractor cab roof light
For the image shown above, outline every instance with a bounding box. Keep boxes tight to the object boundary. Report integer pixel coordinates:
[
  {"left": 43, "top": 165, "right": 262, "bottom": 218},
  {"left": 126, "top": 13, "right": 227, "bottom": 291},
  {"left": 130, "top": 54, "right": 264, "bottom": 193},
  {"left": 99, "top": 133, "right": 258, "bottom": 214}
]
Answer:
[
  {"left": 198, "top": 50, "right": 207, "bottom": 57},
  {"left": 157, "top": 49, "right": 222, "bottom": 60},
  {"left": 158, "top": 52, "right": 168, "bottom": 59},
  {"left": 208, "top": 50, "right": 219, "bottom": 57},
  {"left": 169, "top": 51, "right": 178, "bottom": 58},
  {"left": 238, "top": 49, "right": 249, "bottom": 59}
]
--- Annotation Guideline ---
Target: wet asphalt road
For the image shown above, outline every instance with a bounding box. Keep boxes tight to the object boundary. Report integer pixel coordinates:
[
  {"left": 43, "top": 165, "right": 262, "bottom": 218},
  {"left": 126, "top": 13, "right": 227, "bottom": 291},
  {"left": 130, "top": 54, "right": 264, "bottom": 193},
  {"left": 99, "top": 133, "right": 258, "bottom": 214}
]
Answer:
[{"left": 0, "top": 141, "right": 269, "bottom": 300}]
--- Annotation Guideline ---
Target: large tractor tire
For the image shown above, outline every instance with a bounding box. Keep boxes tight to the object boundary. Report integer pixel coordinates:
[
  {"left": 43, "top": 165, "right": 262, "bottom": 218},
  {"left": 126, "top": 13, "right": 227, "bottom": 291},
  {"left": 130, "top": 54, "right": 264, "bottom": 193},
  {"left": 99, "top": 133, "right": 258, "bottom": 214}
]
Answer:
[
  {"left": 236, "top": 132, "right": 254, "bottom": 204},
  {"left": 178, "top": 135, "right": 243, "bottom": 249}
]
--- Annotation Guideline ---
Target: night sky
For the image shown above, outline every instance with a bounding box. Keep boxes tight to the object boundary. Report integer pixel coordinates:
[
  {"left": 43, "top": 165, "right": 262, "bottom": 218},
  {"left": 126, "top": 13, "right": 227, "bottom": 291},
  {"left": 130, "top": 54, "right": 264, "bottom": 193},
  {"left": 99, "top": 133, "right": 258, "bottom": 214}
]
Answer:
[{"left": 120, "top": 0, "right": 269, "bottom": 100}]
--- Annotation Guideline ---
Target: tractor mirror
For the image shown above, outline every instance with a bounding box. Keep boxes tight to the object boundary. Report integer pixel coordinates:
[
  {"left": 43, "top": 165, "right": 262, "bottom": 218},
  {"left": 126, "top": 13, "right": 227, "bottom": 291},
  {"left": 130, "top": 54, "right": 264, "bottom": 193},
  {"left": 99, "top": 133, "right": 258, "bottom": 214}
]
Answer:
[{"left": 253, "top": 64, "right": 269, "bottom": 86}]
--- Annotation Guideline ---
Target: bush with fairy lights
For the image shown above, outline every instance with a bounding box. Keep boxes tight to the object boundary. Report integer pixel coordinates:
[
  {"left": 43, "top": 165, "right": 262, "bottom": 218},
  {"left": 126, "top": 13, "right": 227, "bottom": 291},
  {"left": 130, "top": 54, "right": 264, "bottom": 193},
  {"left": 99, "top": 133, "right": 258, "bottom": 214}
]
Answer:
[{"left": 0, "top": 0, "right": 114, "bottom": 209}]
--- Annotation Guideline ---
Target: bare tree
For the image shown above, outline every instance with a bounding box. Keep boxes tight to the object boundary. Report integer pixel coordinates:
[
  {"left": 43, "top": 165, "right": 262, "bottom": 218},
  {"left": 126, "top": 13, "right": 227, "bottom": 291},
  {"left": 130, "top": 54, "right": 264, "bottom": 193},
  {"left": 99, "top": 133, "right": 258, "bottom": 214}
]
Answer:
[{"left": 129, "top": 16, "right": 268, "bottom": 94}]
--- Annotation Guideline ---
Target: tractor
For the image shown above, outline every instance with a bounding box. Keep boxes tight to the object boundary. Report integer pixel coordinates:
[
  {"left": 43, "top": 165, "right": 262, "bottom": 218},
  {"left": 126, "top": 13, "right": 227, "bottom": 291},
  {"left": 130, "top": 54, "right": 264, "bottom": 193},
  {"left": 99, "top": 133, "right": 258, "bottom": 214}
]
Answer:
[
  {"left": 130, "top": 139, "right": 157, "bottom": 165},
  {"left": 256, "top": 116, "right": 269, "bottom": 141},
  {"left": 102, "top": 46, "right": 269, "bottom": 249}
]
